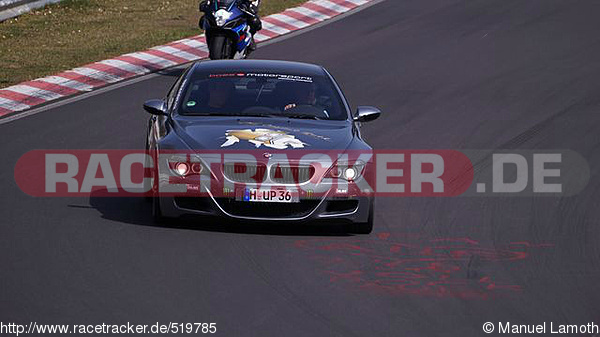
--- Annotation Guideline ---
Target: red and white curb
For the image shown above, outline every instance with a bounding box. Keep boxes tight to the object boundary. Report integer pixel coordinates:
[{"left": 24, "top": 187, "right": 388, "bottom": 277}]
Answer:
[{"left": 0, "top": 0, "right": 371, "bottom": 118}]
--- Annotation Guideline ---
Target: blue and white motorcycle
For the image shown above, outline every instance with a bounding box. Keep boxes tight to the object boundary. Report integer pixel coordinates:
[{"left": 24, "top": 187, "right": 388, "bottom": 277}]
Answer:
[{"left": 199, "top": 0, "right": 259, "bottom": 59}]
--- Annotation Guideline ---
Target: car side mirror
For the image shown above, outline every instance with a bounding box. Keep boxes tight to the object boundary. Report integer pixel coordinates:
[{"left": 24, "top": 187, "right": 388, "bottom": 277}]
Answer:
[
  {"left": 353, "top": 106, "right": 381, "bottom": 123},
  {"left": 143, "top": 99, "right": 168, "bottom": 116}
]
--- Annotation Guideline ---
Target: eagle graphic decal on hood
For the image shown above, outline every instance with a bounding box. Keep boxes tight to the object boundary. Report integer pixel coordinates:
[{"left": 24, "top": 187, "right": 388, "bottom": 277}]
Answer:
[{"left": 220, "top": 128, "right": 308, "bottom": 149}]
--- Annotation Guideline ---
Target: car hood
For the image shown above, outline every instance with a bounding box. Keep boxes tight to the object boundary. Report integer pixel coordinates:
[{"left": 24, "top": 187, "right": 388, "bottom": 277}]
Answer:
[{"left": 172, "top": 117, "right": 354, "bottom": 151}]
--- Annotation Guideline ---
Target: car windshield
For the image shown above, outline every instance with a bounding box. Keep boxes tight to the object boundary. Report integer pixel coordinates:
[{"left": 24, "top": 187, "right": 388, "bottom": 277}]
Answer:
[{"left": 176, "top": 71, "right": 349, "bottom": 121}]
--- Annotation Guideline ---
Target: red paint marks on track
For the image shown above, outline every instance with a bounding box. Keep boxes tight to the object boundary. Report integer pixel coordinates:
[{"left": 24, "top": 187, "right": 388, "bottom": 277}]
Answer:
[
  {"left": 377, "top": 232, "right": 391, "bottom": 240},
  {"left": 294, "top": 234, "right": 551, "bottom": 299}
]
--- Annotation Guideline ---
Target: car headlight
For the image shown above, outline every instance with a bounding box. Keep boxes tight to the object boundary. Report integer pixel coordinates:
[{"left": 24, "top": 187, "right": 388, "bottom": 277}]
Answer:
[
  {"left": 174, "top": 162, "right": 190, "bottom": 176},
  {"left": 214, "top": 9, "right": 232, "bottom": 27},
  {"left": 167, "top": 155, "right": 206, "bottom": 177},
  {"left": 343, "top": 167, "right": 358, "bottom": 181},
  {"left": 327, "top": 160, "right": 365, "bottom": 181}
]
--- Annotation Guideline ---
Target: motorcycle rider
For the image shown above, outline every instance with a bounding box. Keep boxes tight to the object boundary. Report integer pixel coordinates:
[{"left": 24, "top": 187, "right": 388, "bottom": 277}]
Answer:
[{"left": 198, "top": 0, "right": 262, "bottom": 51}]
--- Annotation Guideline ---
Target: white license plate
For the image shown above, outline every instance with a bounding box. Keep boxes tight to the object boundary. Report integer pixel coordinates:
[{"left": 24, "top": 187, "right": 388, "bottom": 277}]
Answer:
[{"left": 241, "top": 188, "right": 299, "bottom": 203}]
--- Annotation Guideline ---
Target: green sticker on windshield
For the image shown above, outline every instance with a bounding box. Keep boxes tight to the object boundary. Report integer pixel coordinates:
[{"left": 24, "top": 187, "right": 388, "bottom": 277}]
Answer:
[{"left": 186, "top": 101, "right": 196, "bottom": 107}]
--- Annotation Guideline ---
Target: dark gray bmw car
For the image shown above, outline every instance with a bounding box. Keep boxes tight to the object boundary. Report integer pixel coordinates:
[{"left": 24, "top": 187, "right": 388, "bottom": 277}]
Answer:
[{"left": 144, "top": 60, "right": 381, "bottom": 233}]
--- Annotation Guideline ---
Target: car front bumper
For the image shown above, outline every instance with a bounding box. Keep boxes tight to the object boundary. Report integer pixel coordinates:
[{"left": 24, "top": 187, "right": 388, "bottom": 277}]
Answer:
[{"left": 158, "top": 193, "right": 373, "bottom": 223}]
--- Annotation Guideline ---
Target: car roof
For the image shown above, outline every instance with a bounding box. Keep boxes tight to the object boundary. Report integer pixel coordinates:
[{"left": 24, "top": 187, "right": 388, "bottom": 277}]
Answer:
[{"left": 191, "top": 59, "right": 327, "bottom": 77}]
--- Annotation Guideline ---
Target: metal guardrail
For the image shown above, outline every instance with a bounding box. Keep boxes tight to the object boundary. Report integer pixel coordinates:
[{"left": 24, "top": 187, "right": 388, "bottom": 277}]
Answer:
[{"left": 0, "top": 0, "right": 62, "bottom": 22}]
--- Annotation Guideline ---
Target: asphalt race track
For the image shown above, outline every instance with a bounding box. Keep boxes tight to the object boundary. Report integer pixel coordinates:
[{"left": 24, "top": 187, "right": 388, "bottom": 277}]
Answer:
[{"left": 2, "top": 0, "right": 600, "bottom": 335}]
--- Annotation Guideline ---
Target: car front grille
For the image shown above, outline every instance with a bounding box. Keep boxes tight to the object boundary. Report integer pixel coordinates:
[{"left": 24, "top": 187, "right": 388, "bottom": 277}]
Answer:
[
  {"left": 222, "top": 163, "right": 268, "bottom": 183},
  {"left": 222, "top": 163, "right": 315, "bottom": 184},
  {"left": 269, "top": 165, "right": 315, "bottom": 184}
]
